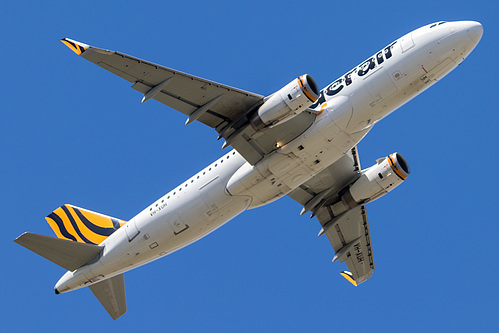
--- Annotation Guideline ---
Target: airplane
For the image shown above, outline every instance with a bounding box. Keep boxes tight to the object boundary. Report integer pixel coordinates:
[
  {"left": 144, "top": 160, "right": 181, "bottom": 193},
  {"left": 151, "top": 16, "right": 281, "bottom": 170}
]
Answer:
[{"left": 15, "top": 20, "right": 483, "bottom": 320}]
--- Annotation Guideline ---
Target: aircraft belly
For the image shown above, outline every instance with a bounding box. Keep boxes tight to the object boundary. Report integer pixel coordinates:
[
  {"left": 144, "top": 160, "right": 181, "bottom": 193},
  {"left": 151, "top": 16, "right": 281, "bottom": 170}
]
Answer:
[
  {"left": 85, "top": 201, "right": 251, "bottom": 281},
  {"left": 233, "top": 119, "right": 365, "bottom": 209}
]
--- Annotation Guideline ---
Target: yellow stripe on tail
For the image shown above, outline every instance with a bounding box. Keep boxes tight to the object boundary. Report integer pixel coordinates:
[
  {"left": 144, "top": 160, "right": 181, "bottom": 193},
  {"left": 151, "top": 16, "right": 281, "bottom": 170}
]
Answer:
[{"left": 45, "top": 204, "right": 126, "bottom": 245}]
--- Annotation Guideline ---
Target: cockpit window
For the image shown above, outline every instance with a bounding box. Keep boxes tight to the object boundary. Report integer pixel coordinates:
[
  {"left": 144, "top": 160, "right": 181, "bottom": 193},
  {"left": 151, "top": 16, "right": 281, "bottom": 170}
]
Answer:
[{"left": 430, "top": 21, "right": 447, "bottom": 28}]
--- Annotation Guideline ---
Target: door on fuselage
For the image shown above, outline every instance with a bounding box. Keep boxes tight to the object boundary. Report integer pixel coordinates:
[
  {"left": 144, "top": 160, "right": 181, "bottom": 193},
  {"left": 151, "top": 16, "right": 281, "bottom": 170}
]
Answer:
[
  {"left": 124, "top": 219, "right": 140, "bottom": 242},
  {"left": 169, "top": 214, "right": 189, "bottom": 235}
]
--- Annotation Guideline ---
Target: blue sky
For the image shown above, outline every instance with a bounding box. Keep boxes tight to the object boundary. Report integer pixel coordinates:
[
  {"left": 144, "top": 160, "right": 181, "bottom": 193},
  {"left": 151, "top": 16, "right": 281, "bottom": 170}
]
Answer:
[{"left": 2, "top": 1, "right": 498, "bottom": 331}]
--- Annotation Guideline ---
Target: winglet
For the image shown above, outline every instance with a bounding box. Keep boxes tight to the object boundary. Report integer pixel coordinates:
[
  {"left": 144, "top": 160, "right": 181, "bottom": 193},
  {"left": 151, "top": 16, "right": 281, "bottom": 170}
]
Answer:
[
  {"left": 61, "top": 38, "right": 89, "bottom": 55},
  {"left": 340, "top": 271, "right": 358, "bottom": 286}
]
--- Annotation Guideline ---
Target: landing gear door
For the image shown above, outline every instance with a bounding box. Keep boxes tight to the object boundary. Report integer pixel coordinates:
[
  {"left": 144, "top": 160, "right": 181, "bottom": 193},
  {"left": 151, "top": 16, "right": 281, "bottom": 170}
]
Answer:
[{"left": 124, "top": 219, "right": 140, "bottom": 242}]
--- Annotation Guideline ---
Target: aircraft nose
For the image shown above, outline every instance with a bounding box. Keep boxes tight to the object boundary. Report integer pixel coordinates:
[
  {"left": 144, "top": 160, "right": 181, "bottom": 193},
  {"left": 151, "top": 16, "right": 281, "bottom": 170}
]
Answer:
[{"left": 463, "top": 21, "right": 483, "bottom": 44}]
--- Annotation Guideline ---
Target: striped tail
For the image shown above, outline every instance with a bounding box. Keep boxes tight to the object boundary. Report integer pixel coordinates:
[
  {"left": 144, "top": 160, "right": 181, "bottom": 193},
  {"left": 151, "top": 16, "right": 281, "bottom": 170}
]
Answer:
[{"left": 46, "top": 204, "right": 126, "bottom": 245}]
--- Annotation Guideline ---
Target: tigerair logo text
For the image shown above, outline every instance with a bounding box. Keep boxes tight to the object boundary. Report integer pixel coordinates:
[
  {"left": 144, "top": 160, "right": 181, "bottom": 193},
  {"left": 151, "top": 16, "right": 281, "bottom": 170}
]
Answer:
[{"left": 311, "top": 41, "right": 398, "bottom": 108}]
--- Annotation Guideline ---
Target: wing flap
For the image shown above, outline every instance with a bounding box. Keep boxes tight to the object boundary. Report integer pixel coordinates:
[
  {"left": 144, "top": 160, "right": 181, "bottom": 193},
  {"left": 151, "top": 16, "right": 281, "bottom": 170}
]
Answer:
[
  {"left": 320, "top": 206, "right": 374, "bottom": 284},
  {"left": 65, "top": 40, "right": 263, "bottom": 126},
  {"left": 89, "top": 274, "right": 127, "bottom": 320},
  {"left": 131, "top": 80, "right": 229, "bottom": 127},
  {"left": 61, "top": 38, "right": 316, "bottom": 165},
  {"left": 287, "top": 147, "right": 375, "bottom": 285}
]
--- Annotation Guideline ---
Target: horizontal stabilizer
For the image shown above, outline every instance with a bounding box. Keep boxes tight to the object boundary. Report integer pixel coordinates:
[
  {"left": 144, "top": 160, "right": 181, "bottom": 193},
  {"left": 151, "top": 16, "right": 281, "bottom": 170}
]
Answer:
[
  {"left": 89, "top": 274, "right": 127, "bottom": 320},
  {"left": 14, "top": 232, "right": 102, "bottom": 271}
]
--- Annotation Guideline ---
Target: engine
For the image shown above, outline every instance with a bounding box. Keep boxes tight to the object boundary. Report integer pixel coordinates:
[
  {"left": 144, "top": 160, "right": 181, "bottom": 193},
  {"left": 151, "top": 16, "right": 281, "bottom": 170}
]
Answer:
[
  {"left": 250, "top": 74, "right": 320, "bottom": 130},
  {"left": 330, "top": 153, "right": 410, "bottom": 216}
]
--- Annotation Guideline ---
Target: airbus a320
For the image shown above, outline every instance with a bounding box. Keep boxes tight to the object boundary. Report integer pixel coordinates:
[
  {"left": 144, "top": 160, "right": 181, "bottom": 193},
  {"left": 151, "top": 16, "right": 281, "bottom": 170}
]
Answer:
[{"left": 15, "top": 20, "right": 483, "bottom": 319}]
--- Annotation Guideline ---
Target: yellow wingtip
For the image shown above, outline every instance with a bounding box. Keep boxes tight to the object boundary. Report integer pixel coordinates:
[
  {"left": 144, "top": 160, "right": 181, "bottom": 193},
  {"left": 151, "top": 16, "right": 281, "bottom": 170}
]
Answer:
[
  {"left": 61, "top": 38, "right": 87, "bottom": 55},
  {"left": 340, "top": 271, "right": 358, "bottom": 286}
]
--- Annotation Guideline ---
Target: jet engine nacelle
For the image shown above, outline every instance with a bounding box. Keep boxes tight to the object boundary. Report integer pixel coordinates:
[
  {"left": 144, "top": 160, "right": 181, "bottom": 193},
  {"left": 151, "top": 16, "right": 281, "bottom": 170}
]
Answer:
[
  {"left": 331, "top": 153, "right": 410, "bottom": 216},
  {"left": 250, "top": 74, "right": 320, "bottom": 130}
]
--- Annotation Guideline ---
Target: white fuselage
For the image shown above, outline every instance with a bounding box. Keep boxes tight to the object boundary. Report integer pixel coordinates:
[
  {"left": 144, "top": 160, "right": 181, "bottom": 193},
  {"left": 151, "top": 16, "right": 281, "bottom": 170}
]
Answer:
[{"left": 55, "top": 21, "right": 482, "bottom": 293}]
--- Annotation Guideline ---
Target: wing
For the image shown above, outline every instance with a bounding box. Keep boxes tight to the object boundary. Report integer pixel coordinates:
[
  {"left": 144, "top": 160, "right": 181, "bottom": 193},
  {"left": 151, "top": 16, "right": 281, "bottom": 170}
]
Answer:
[
  {"left": 61, "top": 38, "right": 316, "bottom": 164},
  {"left": 287, "top": 147, "right": 375, "bottom": 285}
]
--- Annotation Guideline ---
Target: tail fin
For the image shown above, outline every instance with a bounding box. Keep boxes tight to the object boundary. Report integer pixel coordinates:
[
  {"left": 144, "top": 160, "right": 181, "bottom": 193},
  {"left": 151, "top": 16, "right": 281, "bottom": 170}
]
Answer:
[
  {"left": 15, "top": 233, "right": 126, "bottom": 319},
  {"left": 45, "top": 204, "right": 126, "bottom": 245}
]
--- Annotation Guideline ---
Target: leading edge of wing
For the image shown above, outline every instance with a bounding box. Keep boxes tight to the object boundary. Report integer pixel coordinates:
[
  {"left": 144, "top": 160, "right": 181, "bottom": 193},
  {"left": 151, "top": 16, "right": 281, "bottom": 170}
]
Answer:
[{"left": 60, "top": 37, "right": 264, "bottom": 99}]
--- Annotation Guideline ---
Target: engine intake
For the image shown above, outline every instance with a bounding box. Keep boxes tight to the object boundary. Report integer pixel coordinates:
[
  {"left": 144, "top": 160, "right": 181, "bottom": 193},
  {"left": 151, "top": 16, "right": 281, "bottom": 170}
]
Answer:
[
  {"left": 331, "top": 153, "right": 410, "bottom": 216},
  {"left": 250, "top": 74, "right": 319, "bottom": 130}
]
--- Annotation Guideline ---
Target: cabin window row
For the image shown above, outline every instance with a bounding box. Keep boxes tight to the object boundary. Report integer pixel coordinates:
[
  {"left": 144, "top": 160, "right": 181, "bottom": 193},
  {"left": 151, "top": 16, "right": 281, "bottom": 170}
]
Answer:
[{"left": 149, "top": 151, "right": 236, "bottom": 211}]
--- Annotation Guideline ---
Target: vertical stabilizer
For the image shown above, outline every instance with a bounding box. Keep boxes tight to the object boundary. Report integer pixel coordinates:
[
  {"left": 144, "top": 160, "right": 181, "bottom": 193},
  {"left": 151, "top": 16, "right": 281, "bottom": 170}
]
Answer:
[{"left": 45, "top": 204, "right": 126, "bottom": 245}]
